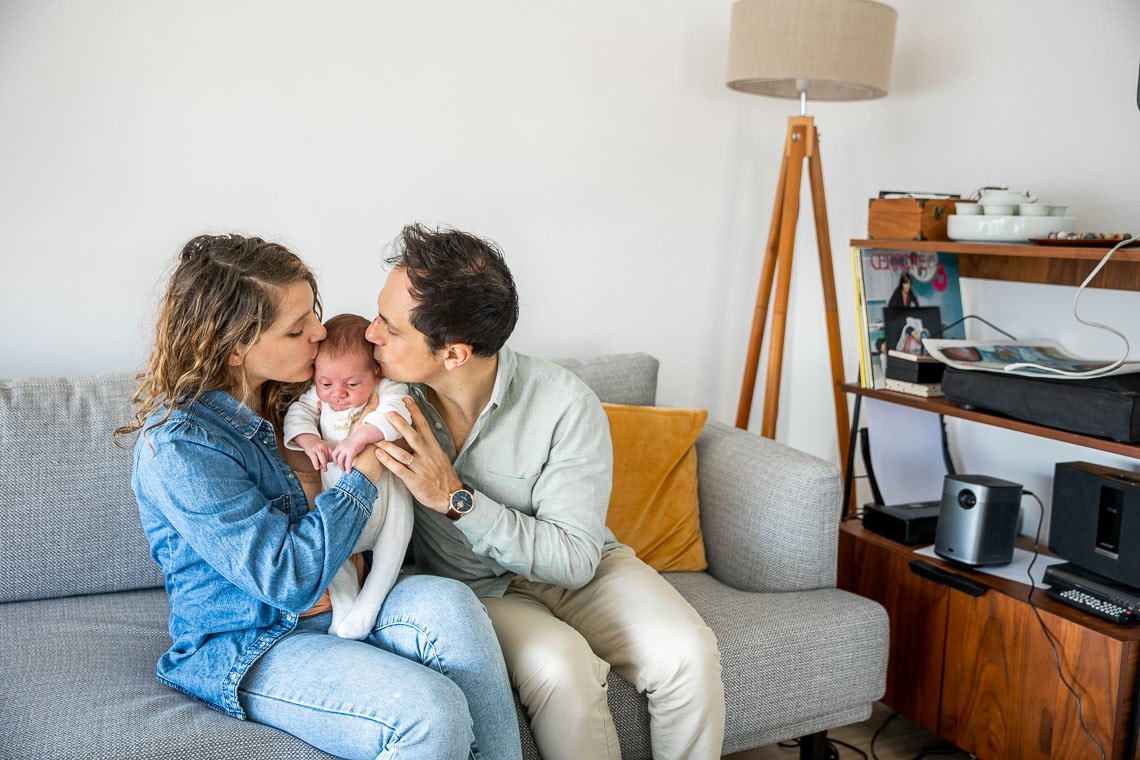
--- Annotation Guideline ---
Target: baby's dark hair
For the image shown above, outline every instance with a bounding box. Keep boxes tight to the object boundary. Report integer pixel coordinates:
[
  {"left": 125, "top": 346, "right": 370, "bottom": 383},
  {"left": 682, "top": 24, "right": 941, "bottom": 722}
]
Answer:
[{"left": 320, "top": 313, "right": 376, "bottom": 364}]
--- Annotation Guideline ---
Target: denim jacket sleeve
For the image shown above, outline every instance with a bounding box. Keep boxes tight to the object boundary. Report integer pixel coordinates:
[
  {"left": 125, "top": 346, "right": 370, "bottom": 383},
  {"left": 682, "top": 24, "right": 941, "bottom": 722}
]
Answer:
[{"left": 137, "top": 413, "right": 375, "bottom": 614}]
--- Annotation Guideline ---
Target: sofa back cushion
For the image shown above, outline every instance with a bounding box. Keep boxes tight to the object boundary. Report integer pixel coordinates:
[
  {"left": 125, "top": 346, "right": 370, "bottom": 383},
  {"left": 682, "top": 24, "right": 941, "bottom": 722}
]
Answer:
[
  {"left": 0, "top": 372, "right": 164, "bottom": 603},
  {"left": 0, "top": 353, "right": 659, "bottom": 604}
]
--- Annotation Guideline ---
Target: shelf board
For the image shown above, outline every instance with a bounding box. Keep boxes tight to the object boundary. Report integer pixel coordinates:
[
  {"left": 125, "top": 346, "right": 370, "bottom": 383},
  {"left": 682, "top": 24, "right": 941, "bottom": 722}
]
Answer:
[
  {"left": 842, "top": 382, "right": 1140, "bottom": 459},
  {"left": 851, "top": 238, "right": 1140, "bottom": 290}
]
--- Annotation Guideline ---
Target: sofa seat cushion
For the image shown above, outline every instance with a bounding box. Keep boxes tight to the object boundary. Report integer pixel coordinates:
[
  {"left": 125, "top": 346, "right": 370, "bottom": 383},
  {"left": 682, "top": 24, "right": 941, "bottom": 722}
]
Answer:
[
  {"left": 0, "top": 589, "right": 339, "bottom": 760},
  {"left": 1, "top": 588, "right": 655, "bottom": 760},
  {"left": 663, "top": 572, "right": 888, "bottom": 754}
]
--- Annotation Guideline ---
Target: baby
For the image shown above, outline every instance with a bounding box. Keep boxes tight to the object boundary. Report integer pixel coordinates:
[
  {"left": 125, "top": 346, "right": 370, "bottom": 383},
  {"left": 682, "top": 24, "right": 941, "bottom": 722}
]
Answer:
[{"left": 283, "top": 313, "right": 413, "bottom": 640}]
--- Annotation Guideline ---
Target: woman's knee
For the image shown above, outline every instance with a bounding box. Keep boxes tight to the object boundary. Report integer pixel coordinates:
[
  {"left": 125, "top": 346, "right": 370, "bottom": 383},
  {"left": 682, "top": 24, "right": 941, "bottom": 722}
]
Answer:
[{"left": 390, "top": 575, "right": 486, "bottom": 622}]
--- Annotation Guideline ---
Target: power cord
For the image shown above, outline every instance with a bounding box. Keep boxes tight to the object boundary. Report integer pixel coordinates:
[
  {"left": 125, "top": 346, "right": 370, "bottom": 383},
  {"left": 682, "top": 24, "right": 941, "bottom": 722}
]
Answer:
[
  {"left": 1022, "top": 489, "right": 1107, "bottom": 760},
  {"left": 1003, "top": 236, "right": 1139, "bottom": 378},
  {"left": 868, "top": 710, "right": 965, "bottom": 760}
]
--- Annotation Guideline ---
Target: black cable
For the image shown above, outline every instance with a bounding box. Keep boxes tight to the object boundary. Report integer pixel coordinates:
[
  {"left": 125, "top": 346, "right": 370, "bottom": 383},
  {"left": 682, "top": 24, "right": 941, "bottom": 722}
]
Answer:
[
  {"left": 926, "top": 313, "right": 1018, "bottom": 341},
  {"left": 868, "top": 711, "right": 899, "bottom": 760},
  {"left": 911, "top": 748, "right": 966, "bottom": 760},
  {"left": 868, "top": 710, "right": 964, "bottom": 760},
  {"left": 1022, "top": 489, "right": 1107, "bottom": 760},
  {"left": 829, "top": 737, "right": 868, "bottom": 759}
]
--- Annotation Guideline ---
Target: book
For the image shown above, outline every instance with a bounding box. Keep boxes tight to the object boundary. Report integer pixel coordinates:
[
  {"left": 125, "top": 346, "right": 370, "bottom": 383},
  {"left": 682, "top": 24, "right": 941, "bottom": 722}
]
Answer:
[
  {"left": 884, "top": 378, "right": 944, "bottom": 397},
  {"left": 853, "top": 249, "right": 965, "bottom": 389},
  {"left": 885, "top": 348, "right": 946, "bottom": 384},
  {"left": 851, "top": 247, "right": 873, "bottom": 387}
]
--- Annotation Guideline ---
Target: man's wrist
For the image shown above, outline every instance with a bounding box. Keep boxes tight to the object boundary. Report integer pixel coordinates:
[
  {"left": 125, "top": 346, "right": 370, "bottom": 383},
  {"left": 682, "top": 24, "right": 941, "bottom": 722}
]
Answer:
[{"left": 444, "top": 482, "right": 475, "bottom": 521}]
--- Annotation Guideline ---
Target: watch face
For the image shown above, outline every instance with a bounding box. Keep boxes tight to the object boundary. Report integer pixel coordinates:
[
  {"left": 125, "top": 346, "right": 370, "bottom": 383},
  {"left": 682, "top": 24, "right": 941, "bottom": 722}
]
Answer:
[{"left": 450, "top": 489, "right": 474, "bottom": 514}]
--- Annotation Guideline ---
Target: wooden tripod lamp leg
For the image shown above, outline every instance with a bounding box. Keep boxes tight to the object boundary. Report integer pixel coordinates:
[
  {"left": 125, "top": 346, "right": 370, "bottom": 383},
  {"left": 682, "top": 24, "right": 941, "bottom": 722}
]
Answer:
[
  {"left": 804, "top": 125, "right": 853, "bottom": 483},
  {"left": 736, "top": 117, "right": 807, "bottom": 432},
  {"left": 735, "top": 152, "right": 789, "bottom": 430},
  {"left": 760, "top": 120, "right": 809, "bottom": 438}
]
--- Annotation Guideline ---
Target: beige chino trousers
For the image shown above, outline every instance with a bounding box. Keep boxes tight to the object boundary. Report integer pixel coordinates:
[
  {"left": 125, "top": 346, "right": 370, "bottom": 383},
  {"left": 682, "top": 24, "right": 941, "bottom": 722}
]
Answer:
[{"left": 482, "top": 545, "right": 726, "bottom": 760}]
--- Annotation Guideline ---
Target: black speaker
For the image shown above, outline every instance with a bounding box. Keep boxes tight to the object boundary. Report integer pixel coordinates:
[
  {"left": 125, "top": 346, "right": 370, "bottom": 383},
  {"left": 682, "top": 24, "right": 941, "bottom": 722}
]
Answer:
[
  {"left": 934, "top": 474, "right": 1022, "bottom": 566},
  {"left": 1050, "top": 461, "right": 1140, "bottom": 587}
]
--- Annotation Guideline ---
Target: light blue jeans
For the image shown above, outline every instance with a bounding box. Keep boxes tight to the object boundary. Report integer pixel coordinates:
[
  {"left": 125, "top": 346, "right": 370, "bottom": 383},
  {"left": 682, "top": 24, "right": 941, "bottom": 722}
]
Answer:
[{"left": 239, "top": 574, "right": 522, "bottom": 760}]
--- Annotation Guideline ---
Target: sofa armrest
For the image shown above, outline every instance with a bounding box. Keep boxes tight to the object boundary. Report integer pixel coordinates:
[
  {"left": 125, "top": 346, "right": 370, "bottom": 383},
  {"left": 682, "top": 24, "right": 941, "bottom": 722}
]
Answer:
[{"left": 695, "top": 421, "right": 842, "bottom": 593}]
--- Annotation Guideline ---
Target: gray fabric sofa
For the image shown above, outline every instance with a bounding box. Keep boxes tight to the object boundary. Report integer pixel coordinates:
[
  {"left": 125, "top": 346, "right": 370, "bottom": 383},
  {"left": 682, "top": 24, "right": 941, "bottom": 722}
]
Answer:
[{"left": 0, "top": 353, "right": 888, "bottom": 760}]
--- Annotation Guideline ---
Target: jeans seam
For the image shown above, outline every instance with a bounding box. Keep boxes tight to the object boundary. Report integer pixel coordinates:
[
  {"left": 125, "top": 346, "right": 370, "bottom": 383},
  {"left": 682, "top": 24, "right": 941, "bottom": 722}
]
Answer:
[
  {"left": 238, "top": 686, "right": 401, "bottom": 734},
  {"left": 375, "top": 619, "right": 447, "bottom": 674}
]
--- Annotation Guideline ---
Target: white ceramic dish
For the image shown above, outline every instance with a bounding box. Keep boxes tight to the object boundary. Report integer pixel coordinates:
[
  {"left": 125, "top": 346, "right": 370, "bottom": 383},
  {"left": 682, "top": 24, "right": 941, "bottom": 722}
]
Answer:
[{"left": 947, "top": 215, "right": 1077, "bottom": 242}]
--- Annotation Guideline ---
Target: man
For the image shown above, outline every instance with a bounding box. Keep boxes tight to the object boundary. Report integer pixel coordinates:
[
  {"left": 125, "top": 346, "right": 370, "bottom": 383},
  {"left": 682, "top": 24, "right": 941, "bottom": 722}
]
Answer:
[{"left": 365, "top": 223, "right": 725, "bottom": 760}]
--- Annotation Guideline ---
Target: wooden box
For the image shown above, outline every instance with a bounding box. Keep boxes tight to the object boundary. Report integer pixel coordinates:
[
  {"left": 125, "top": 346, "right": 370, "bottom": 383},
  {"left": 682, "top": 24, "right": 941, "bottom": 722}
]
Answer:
[{"left": 868, "top": 197, "right": 972, "bottom": 241}]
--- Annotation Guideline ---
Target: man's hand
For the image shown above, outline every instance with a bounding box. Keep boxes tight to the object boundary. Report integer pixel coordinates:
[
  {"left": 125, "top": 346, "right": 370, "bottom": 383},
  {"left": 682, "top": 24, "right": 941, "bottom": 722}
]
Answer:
[
  {"left": 375, "top": 397, "right": 464, "bottom": 513},
  {"left": 293, "top": 433, "right": 333, "bottom": 472}
]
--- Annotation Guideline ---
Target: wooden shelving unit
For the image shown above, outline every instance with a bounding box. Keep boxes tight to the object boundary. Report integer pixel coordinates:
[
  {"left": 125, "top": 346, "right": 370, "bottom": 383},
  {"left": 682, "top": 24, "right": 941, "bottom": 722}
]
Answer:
[{"left": 838, "top": 237, "right": 1140, "bottom": 759}]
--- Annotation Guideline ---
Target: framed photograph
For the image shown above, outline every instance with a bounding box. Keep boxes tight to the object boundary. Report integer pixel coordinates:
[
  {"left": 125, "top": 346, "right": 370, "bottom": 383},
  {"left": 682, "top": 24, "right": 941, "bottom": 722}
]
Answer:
[{"left": 883, "top": 306, "right": 941, "bottom": 356}]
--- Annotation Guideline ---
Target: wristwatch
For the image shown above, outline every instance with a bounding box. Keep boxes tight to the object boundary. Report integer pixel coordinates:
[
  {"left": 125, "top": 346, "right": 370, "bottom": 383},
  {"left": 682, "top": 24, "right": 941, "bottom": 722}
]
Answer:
[{"left": 446, "top": 485, "right": 475, "bottom": 521}]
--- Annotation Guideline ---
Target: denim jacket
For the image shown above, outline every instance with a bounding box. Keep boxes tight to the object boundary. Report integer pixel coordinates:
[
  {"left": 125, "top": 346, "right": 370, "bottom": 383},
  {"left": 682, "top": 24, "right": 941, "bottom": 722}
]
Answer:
[{"left": 132, "top": 390, "right": 376, "bottom": 719}]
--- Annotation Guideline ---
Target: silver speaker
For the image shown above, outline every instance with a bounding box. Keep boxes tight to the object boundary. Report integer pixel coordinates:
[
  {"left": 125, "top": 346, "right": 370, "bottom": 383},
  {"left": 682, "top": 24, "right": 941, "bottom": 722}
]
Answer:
[{"left": 934, "top": 474, "right": 1023, "bottom": 566}]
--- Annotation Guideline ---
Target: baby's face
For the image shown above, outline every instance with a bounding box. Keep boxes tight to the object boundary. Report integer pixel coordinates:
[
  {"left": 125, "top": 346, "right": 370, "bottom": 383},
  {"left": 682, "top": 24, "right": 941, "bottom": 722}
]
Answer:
[{"left": 313, "top": 350, "right": 379, "bottom": 412}]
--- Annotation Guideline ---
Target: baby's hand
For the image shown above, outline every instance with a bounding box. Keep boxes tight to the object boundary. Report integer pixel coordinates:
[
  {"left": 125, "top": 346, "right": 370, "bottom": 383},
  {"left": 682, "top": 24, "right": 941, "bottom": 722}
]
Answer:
[
  {"left": 333, "top": 423, "right": 385, "bottom": 474},
  {"left": 293, "top": 433, "right": 333, "bottom": 472}
]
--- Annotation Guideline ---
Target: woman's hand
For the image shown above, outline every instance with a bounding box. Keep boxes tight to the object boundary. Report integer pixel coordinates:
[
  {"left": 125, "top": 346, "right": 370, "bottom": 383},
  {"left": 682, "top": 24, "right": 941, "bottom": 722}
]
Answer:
[{"left": 375, "top": 397, "right": 463, "bottom": 514}]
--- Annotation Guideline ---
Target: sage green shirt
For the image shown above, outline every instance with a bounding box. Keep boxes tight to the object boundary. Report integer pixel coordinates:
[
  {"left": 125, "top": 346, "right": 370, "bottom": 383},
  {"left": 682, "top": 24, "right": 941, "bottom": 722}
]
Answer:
[{"left": 409, "top": 346, "right": 616, "bottom": 597}]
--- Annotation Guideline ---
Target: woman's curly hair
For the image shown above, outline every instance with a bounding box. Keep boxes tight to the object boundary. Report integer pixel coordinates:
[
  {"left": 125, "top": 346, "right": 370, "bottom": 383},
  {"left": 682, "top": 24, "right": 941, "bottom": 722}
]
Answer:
[{"left": 115, "top": 234, "right": 320, "bottom": 443}]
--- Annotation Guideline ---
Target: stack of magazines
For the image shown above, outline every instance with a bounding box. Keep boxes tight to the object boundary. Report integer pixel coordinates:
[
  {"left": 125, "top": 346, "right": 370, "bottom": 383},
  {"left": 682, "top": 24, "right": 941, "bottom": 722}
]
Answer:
[{"left": 851, "top": 247, "right": 965, "bottom": 390}]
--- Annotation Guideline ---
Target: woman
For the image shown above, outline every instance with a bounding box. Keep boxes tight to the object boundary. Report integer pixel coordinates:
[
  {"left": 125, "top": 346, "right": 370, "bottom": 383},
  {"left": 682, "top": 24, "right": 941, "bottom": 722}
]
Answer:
[
  {"left": 117, "top": 234, "right": 521, "bottom": 760},
  {"left": 887, "top": 271, "right": 919, "bottom": 308}
]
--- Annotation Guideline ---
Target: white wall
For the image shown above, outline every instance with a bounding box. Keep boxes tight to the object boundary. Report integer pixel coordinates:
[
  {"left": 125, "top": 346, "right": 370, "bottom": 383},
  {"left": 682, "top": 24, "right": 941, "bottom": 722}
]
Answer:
[{"left": 3, "top": 1, "right": 1139, "bottom": 530}]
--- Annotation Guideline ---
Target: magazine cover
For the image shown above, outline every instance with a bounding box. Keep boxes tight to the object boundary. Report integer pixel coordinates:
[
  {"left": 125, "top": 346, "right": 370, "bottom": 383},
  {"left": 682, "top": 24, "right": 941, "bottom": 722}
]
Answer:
[{"left": 856, "top": 249, "right": 966, "bottom": 388}]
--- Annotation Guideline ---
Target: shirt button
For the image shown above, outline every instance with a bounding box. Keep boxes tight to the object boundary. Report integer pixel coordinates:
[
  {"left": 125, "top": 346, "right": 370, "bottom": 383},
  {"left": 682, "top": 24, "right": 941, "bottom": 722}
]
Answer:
[
  {"left": 435, "top": 422, "right": 443, "bottom": 430},
  {"left": 287, "top": 473, "right": 295, "bottom": 480}
]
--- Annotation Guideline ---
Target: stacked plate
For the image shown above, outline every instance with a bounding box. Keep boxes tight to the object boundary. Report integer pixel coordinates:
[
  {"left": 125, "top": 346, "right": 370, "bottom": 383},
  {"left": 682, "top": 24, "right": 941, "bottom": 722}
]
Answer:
[{"left": 947, "top": 214, "right": 1077, "bottom": 243}]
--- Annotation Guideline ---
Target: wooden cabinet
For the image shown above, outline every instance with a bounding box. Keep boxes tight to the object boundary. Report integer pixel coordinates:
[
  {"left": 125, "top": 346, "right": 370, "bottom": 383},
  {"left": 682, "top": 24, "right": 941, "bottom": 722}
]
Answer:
[
  {"left": 839, "top": 238, "right": 1140, "bottom": 759},
  {"left": 839, "top": 522, "right": 1140, "bottom": 759}
]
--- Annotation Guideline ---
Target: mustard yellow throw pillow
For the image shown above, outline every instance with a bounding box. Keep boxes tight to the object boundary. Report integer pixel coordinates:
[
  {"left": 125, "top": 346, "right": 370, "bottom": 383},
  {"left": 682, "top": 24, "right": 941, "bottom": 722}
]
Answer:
[{"left": 603, "top": 403, "right": 708, "bottom": 572}]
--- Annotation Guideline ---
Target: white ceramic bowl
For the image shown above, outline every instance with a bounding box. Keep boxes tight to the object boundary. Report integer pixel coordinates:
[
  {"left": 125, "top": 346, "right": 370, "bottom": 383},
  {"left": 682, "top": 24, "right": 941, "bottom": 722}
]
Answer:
[
  {"left": 955, "top": 202, "right": 982, "bottom": 216},
  {"left": 982, "top": 204, "right": 1016, "bottom": 216},
  {"left": 1050, "top": 205, "right": 1068, "bottom": 217},
  {"left": 977, "top": 190, "right": 1036, "bottom": 206},
  {"left": 947, "top": 215, "right": 1078, "bottom": 242},
  {"left": 1019, "top": 203, "right": 1050, "bottom": 216}
]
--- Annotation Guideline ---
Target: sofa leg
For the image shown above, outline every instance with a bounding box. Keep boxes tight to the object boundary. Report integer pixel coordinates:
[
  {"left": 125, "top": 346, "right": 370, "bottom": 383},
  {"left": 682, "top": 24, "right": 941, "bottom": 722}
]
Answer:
[{"left": 798, "top": 731, "right": 838, "bottom": 760}]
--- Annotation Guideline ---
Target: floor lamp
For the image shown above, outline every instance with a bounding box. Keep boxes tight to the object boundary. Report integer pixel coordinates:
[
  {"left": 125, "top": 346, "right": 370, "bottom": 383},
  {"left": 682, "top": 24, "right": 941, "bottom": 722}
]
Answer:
[{"left": 726, "top": 0, "right": 897, "bottom": 473}]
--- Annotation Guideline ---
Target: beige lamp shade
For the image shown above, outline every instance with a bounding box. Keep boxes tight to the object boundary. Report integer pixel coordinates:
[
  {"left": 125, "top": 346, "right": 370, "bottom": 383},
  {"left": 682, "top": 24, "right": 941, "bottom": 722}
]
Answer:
[{"left": 727, "top": 0, "right": 897, "bottom": 101}]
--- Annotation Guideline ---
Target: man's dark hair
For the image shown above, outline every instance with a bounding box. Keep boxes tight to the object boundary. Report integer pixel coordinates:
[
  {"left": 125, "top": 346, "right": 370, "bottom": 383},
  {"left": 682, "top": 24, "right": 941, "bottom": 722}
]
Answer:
[{"left": 386, "top": 223, "right": 519, "bottom": 356}]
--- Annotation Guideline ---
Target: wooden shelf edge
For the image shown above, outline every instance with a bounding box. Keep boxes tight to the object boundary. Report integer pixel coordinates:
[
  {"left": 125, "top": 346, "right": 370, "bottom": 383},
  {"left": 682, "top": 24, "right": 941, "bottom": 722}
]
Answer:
[
  {"left": 850, "top": 238, "right": 1140, "bottom": 263},
  {"left": 842, "top": 382, "right": 1140, "bottom": 459}
]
